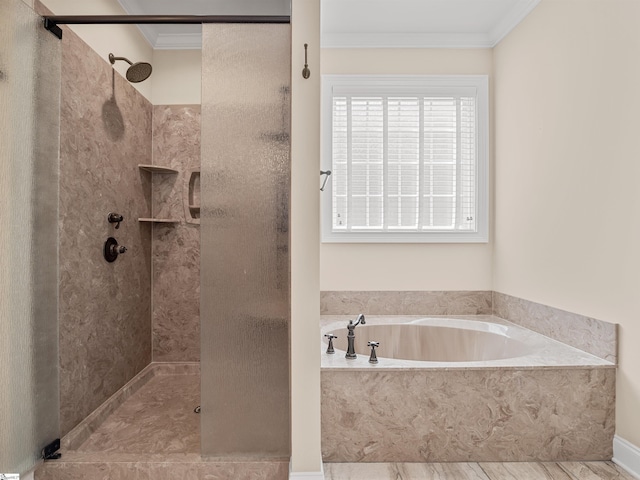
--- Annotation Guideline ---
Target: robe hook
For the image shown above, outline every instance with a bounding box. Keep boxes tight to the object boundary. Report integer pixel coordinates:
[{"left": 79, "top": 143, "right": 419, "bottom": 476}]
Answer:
[{"left": 302, "top": 43, "right": 311, "bottom": 79}]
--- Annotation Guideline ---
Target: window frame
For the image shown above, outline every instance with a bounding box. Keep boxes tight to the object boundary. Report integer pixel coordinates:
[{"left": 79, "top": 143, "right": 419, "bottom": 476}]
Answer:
[{"left": 321, "top": 74, "right": 489, "bottom": 243}]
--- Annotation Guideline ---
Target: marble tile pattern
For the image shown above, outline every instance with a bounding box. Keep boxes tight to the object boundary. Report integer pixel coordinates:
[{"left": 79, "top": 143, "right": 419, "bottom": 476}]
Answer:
[
  {"left": 323, "top": 462, "right": 636, "bottom": 480},
  {"left": 58, "top": 28, "right": 153, "bottom": 436},
  {"left": 38, "top": 368, "right": 287, "bottom": 480},
  {"left": 62, "top": 362, "right": 200, "bottom": 450},
  {"left": 77, "top": 373, "right": 200, "bottom": 454},
  {"left": 321, "top": 367, "right": 615, "bottom": 462},
  {"left": 493, "top": 292, "right": 617, "bottom": 363},
  {"left": 36, "top": 461, "right": 289, "bottom": 480},
  {"left": 61, "top": 364, "right": 155, "bottom": 451},
  {"left": 321, "top": 291, "right": 492, "bottom": 315},
  {"left": 151, "top": 105, "right": 201, "bottom": 362}
]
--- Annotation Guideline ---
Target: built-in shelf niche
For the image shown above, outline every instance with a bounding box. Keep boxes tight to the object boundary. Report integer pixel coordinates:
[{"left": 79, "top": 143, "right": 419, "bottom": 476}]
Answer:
[
  {"left": 184, "top": 168, "right": 200, "bottom": 225},
  {"left": 138, "top": 164, "right": 180, "bottom": 224}
]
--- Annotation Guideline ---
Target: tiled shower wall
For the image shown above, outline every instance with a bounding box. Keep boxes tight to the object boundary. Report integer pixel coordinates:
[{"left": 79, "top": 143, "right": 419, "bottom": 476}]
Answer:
[
  {"left": 151, "top": 105, "right": 201, "bottom": 362},
  {"left": 59, "top": 28, "right": 152, "bottom": 436},
  {"left": 58, "top": 28, "right": 201, "bottom": 433}
]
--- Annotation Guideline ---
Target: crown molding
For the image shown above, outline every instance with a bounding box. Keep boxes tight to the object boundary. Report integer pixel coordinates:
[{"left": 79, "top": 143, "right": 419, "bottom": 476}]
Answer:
[
  {"left": 488, "top": 0, "right": 541, "bottom": 47},
  {"left": 118, "top": 0, "right": 541, "bottom": 50},
  {"left": 321, "top": 32, "right": 494, "bottom": 49}
]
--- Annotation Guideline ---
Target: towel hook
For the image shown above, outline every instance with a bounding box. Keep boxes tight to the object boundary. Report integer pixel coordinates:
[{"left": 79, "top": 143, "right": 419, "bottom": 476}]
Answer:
[
  {"left": 320, "top": 170, "right": 332, "bottom": 191},
  {"left": 302, "top": 43, "right": 311, "bottom": 79}
]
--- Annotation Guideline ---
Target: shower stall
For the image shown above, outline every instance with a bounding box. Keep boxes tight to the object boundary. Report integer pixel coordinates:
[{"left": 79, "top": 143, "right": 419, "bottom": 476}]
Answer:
[{"left": 0, "top": 0, "right": 295, "bottom": 477}]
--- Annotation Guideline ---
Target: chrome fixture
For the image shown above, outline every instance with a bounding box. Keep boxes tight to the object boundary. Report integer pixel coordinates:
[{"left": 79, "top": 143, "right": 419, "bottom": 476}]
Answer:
[
  {"left": 107, "top": 212, "right": 124, "bottom": 229},
  {"left": 324, "top": 334, "right": 337, "bottom": 354},
  {"left": 345, "top": 314, "right": 366, "bottom": 359},
  {"left": 103, "top": 237, "right": 127, "bottom": 263},
  {"left": 108, "top": 53, "right": 152, "bottom": 83},
  {"left": 367, "top": 341, "right": 379, "bottom": 364}
]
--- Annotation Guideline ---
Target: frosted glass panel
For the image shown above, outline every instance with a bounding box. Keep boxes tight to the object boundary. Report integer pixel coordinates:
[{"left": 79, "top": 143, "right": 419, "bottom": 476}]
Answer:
[
  {"left": 201, "top": 24, "right": 291, "bottom": 457},
  {"left": 0, "top": 0, "right": 61, "bottom": 475}
]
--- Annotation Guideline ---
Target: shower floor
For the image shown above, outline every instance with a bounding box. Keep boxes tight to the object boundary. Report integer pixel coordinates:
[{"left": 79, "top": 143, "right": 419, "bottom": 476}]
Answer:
[
  {"left": 35, "top": 363, "right": 290, "bottom": 480},
  {"left": 77, "top": 373, "right": 200, "bottom": 455}
]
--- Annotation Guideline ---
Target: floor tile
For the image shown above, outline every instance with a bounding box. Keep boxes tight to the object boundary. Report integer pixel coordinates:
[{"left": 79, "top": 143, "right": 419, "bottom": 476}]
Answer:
[
  {"left": 478, "top": 462, "right": 574, "bottom": 480},
  {"left": 398, "top": 462, "right": 490, "bottom": 479},
  {"left": 558, "top": 462, "right": 638, "bottom": 480}
]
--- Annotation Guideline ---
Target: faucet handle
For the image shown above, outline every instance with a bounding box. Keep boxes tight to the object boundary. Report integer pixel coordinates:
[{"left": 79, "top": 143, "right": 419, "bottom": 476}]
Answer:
[
  {"left": 367, "top": 341, "right": 379, "bottom": 364},
  {"left": 324, "top": 334, "right": 337, "bottom": 354}
]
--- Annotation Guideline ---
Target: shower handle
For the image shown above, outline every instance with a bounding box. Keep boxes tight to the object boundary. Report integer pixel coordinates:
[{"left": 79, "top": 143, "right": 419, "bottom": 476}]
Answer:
[
  {"left": 112, "top": 245, "right": 127, "bottom": 255},
  {"left": 108, "top": 212, "right": 124, "bottom": 229},
  {"left": 104, "top": 237, "right": 127, "bottom": 263}
]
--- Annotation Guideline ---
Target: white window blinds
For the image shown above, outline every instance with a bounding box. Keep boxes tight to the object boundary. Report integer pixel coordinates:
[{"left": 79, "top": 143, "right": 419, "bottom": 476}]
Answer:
[{"left": 323, "top": 76, "right": 488, "bottom": 243}]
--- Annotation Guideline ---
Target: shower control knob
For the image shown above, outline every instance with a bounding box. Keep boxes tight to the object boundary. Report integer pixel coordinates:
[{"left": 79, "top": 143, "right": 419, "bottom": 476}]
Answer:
[{"left": 104, "top": 237, "right": 127, "bottom": 263}]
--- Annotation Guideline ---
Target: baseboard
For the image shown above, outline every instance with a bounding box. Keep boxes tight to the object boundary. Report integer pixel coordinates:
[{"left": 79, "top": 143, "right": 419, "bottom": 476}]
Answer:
[
  {"left": 613, "top": 435, "right": 640, "bottom": 479},
  {"left": 289, "top": 459, "right": 324, "bottom": 480}
]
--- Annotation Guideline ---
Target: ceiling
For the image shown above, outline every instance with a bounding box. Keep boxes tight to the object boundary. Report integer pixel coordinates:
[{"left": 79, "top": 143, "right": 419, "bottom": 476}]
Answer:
[{"left": 117, "top": 0, "right": 541, "bottom": 50}]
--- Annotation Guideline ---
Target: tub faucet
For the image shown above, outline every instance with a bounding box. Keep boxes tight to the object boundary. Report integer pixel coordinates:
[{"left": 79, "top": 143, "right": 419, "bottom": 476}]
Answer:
[{"left": 345, "top": 314, "right": 366, "bottom": 359}]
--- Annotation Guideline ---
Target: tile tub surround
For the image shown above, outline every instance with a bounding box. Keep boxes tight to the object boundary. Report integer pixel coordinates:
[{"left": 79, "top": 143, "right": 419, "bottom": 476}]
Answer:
[
  {"left": 320, "top": 316, "right": 615, "bottom": 463},
  {"left": 321, "top": 291, "right": 618, "bottom": 364},
  {"left": 58, "top": 27, "right": 153, "bottom": 436},
  {"left": 151, "top": 105, "right": 201, "bottom": 362},
  {"left": 321, "top": 291, "right": 492, "bottom": 315},
  {"left": 493, "top": 291, "right": 617, "bottom": 363}
]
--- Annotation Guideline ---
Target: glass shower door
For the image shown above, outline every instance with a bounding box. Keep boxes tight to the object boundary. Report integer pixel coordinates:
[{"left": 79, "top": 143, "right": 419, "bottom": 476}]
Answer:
[
  {"left": 0, "top": 0, "right": 61, "bottom": 475},
  {"left": 200, "top": 23, "right": 291, "bottom": 458}
]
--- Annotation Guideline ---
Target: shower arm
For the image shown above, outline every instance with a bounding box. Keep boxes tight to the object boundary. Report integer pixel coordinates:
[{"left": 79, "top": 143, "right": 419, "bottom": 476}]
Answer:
[{"left": 43, "top": 15, "right": 290, "bottom": 39}]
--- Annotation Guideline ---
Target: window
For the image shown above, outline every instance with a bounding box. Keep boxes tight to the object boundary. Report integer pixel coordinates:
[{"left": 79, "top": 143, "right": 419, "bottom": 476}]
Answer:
[{"left": 322, "top": 75, "right": 488, "bottom": 243}]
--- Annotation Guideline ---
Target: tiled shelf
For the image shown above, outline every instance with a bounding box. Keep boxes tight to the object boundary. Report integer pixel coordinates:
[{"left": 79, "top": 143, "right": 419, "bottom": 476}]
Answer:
[
  {"left": 138, "top": 164, "right": 179, "bottom": 174},
  {"left": 138, "top": 218, "right": 179, "bottom": 224}
]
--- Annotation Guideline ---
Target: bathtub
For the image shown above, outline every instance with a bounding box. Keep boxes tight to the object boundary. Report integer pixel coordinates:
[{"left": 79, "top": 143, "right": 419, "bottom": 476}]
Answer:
[
  {"left": 323, "top": 317, "right": 534, "bottom": 363},
  {"left": 320, "top": 315, "right": 615, "bottom": 463}
]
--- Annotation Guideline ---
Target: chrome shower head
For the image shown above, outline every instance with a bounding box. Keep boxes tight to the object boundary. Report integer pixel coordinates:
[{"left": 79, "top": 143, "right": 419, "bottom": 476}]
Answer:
[{"left": 108, "top": 53, "right": 152, "bottom": 83}]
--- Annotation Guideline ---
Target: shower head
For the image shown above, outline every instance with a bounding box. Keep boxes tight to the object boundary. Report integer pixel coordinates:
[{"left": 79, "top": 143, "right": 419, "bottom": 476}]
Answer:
[{"left": 108, "top": 53, "right": 152, "bottom": 83}]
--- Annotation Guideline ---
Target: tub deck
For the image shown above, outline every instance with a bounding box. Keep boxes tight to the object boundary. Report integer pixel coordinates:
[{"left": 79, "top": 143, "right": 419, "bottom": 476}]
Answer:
[{"left": 321, "top": 315, "right": 614, "bottom": 370}]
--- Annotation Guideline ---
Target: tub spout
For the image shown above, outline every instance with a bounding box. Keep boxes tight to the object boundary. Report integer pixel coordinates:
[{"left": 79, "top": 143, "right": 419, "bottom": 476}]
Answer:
[{"left": 345, "top": 314, "right": 365, "bottom": 359}]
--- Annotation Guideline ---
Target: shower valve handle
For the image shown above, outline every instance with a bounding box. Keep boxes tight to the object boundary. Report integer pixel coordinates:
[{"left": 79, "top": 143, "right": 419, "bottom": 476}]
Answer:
[
  {"left": 324, "top": 334, "right": 337, "bottom": 354},
  {"left": 108, "top": 212, "right": 124, "bottom": 229}
]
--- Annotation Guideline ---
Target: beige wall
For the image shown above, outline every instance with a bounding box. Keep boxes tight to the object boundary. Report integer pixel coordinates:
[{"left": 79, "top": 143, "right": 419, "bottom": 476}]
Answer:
[
  {"left": 40, "top": 0, "right": 153, "bottom": 100},
  {"left": 291, "top": 0, "right": 323, "bottom": 473},
  {"left": 41, "top": 0, "right": 204, "bottom": 105},
  {"left": 320, "top": 48, "right": 494, "bottom": 291},
  {"left": 493, "top": 0, "right": 640, "bottom": 446},
  {"left": 152, "top": 50, "right": 202, "bottom": 105}
]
